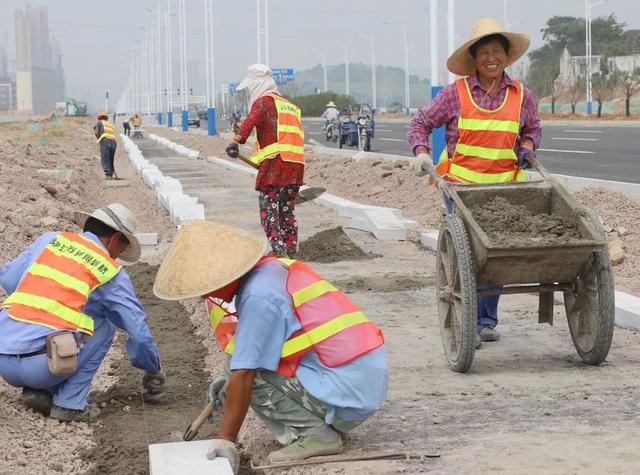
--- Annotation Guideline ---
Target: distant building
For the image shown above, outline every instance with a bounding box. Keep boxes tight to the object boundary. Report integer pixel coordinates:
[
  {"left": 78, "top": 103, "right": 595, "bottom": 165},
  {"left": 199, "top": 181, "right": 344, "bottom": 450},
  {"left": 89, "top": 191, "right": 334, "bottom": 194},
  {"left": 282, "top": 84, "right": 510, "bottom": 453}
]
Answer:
[
  {"left": 556, "top": 47, "right": 640, "bottom": 91},
  {"left": 14, "top": 3, "right": 65, "bottom": 114}
]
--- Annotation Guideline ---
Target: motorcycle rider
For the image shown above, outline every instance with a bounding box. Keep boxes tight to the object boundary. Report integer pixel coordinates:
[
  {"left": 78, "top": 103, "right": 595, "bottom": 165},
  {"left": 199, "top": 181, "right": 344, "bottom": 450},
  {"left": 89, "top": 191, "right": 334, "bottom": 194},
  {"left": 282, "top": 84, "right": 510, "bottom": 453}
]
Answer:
[{"left": 321, "top": 101, "right": 339, "bottom": 132}]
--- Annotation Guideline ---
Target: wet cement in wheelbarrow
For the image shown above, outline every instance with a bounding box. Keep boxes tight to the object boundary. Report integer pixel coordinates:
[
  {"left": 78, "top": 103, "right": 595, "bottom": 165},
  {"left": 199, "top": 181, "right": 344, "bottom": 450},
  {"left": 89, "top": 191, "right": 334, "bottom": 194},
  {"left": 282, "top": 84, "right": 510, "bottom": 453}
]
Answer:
[
  {"left": 83, "top": 263, "right": 217, "bottom": 475},
  {"left": 471, "top": 196, "right": 581, "bottom": 245},
  {"left": 297, "top": 227, "right": 381, "bottom": 263}
]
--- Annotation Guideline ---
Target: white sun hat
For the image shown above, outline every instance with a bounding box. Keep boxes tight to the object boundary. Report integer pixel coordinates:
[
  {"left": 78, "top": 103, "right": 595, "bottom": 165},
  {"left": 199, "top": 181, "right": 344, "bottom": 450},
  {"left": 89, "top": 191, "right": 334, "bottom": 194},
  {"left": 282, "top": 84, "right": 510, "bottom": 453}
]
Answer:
[{"left": 73, "top": 203, "right": 141, "bottom": 263}]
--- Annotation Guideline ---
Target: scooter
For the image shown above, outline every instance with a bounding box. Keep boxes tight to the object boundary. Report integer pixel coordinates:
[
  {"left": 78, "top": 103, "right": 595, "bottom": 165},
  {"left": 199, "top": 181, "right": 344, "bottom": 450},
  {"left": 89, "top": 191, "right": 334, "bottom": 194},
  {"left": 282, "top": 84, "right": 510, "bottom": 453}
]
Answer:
[
  {"left": 324, "top": 118, "right": 338, "bottom": 142},
  {"left": 355, "top": 104, "right": 375, "bottom": 152}
]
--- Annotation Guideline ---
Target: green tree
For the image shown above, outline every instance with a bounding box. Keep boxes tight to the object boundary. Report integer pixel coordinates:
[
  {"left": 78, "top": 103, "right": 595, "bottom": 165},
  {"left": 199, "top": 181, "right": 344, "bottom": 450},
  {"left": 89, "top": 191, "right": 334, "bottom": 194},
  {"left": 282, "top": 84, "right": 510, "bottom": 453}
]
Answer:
[
  {"left": 288, "top": 91, "right": 356, "bottom": 117},
  {"left": 614, "top": 66, "right": 640, "bottom": 117}
]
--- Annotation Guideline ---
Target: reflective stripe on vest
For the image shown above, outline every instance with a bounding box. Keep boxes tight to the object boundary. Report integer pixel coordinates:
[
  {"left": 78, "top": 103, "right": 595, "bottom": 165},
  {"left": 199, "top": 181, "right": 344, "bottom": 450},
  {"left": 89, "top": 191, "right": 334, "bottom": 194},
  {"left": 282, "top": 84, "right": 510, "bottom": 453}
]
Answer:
[
  {"left": 133, "top": 117, "right": 141, "bottom": 127},
  {"left": 1, "top": 232, "right": 121, "bottom": 335},
  {"left": 206, "top": 257, "right": 384, "bottom": 377},
  {"left": 97, "top": 120, "right": 117, "bottom": 143},
  {"left": 249, "top": 93, "right": 305, "bottom": 166},
  {"left": 437, "top": 78, "right": 525, "bottom": 184}
]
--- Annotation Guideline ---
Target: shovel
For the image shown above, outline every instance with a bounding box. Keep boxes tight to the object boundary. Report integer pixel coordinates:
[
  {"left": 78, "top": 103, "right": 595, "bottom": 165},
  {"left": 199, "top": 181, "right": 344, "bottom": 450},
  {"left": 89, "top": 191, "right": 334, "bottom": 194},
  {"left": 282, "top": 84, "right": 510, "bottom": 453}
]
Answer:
[
  {"left": 182, "top": 402, "right": 216, "bottom": 441},
  {"left": 236, "top": 153, "right": 326, "bottom": 205}
]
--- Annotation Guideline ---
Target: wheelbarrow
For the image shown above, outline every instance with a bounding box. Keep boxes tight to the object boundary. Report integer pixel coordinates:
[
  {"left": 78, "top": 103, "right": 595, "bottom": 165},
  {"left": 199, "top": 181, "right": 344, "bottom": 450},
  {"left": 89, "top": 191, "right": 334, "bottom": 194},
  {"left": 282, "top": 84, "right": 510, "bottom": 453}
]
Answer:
[{"left": 423, "top": 157, "right": 615, "bottom": 373}]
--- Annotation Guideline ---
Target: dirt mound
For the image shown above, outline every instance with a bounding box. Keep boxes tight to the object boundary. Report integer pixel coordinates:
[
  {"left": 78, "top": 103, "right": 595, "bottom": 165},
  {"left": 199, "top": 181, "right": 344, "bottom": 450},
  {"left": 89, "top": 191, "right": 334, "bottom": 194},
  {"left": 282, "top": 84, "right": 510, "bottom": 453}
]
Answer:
[
  {"left": 84, "top": 264, "right": 215, "bottom": 474},
  {"left": 471, "top": 196, "right": 581, "bottom": 245},
  {"left": 297, "top": 227, "right": 379, "bottom": 263}
]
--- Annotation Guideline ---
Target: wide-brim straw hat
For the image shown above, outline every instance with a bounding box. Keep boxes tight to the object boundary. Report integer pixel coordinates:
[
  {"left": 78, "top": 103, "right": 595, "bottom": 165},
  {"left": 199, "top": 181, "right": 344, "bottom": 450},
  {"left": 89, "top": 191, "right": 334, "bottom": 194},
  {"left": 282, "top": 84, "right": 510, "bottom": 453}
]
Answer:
[
  {"left": 97, "top": 111, "right": 109, "bottom": 119},
  {"left": 153, "top": 221, "right": 268, "bottom": 301},
  {"left": 447, "top": 17, "right": 530, "bottom": 76},
  {"left": 73, "top": 203, "right": 141, "bottom": 263},
  {"left": 326, "top": 101, "right": 337, "bottom": 108}
]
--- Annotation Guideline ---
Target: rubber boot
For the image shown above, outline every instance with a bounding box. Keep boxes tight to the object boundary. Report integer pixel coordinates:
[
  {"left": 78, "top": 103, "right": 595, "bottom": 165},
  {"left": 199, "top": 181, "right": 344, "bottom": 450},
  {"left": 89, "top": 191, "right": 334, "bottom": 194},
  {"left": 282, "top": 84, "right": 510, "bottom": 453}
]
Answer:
[
  {"left": 22, "top": 387, "right": 53, "bottom": 416},
  {"left": 268, "top": 425, "right": 343, "bottom": 464}
]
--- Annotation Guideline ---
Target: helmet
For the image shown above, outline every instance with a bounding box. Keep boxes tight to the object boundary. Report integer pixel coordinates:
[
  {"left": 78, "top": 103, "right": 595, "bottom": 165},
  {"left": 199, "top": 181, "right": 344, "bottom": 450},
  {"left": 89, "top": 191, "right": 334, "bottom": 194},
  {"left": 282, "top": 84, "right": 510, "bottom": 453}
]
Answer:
[{"left": 97, "top": 111, "right": 109, "bottom": 119}]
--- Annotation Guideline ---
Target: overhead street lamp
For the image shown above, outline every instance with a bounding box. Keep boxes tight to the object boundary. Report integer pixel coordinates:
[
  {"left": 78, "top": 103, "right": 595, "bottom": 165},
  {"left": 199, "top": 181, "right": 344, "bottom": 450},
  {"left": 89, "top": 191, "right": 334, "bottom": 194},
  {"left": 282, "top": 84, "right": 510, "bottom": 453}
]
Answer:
[{"left": 585, "top": 0, "right": 606, "bottom": 117}]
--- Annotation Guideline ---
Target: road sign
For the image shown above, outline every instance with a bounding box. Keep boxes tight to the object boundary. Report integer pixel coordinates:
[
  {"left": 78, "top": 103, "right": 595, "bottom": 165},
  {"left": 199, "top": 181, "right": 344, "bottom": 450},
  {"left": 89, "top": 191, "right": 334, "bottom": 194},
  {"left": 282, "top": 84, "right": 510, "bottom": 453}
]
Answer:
[
  {"left": 229, "top": 83, "right": 237, "bottom": 94},
  {"left": 221, "top": 84, "right": 229, "bottom": 94},
  {"left": 272, "top": 68, "right": 294, "bottom": 85}
]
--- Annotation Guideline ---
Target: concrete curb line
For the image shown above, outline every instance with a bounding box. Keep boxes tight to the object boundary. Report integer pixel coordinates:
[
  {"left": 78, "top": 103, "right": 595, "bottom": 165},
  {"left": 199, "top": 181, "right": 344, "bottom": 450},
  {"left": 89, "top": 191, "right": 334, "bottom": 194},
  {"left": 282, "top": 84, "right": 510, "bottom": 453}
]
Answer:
[
  {"left": 121, "top": 134, "right": 205, "bottom": 226},
  {"left": 419, "top": 230, "right": 640, "bottom": 331}
]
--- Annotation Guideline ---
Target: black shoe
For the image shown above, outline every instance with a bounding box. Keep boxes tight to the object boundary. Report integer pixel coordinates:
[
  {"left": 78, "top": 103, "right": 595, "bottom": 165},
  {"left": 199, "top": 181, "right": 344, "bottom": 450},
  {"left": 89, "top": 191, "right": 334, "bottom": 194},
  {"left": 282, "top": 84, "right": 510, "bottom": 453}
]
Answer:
[
  {"left": 50, "top": 403, "right": 100, "bottom": 423},
  {"left": 22, "top": 387, "right": 53, "bottom": 416},
  {"left": 479, "top": 326, "right": 501, "bottom": 342}
]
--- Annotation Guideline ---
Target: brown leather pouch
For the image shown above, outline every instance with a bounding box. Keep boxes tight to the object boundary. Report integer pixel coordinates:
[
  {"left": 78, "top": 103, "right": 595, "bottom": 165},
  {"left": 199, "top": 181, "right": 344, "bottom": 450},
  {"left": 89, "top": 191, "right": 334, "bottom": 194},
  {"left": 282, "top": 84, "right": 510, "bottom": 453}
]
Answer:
[{"left": 46, "top": 331, "right": 78, "bottom": 376}]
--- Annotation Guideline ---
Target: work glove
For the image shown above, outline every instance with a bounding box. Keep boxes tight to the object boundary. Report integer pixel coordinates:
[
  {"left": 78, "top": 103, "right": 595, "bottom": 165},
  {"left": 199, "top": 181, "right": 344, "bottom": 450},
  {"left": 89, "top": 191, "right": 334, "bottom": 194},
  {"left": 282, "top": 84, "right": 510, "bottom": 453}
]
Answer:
[
  {"left": 207, "top": 439, "right": 238, "bottom": 474},
  {"left": 225, "top": 143, "right": 239, "bottom": 159},
  {"left": 413, "top": 152, "right": 432, "bottom": 176},
  {"left": 142, "top": 371, "right": 167, "bottom": 402},
  {"left": 517, "top": 147, "right": 535, "bottom": 169},
  {"left": 207, "top": 375, "right": 228, "bottom": 409}
]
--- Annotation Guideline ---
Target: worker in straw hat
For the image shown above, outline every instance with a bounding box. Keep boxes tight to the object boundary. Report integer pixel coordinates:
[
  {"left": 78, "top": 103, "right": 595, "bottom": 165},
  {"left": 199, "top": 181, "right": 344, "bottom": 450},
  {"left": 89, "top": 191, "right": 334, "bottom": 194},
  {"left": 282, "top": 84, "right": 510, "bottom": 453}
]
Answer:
[
  {"left": 94, "top": 111, "right": 118, "bottom": 180},
  {"left": 0, "top": 203, "right": 166, "bottom": 423},
  {"left": 322, "top": 100, "right": 339, "bottom": 133},
  {"left": 154, "top": 221, "right": 388, "bottom": 472},
  {"left": 407, "top": 17, "right": 542, "bottom": 344},
  {"left": 225, "top": 64, "right": 305, "bottom": 258}
]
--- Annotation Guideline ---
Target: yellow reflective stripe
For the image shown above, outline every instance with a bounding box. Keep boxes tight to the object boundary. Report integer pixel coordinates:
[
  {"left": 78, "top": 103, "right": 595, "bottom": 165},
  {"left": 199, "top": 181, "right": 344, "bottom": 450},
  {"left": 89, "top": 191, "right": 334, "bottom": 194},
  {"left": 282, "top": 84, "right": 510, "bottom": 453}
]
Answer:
[
  {"left": 276, "top": 258, "right": 296, "bottom": 267},
  {"left": 291, "top": 280, "right": 337, "bottom": 307},
  {"left": 251, "top": 144, "right": 305, "bottom": 164},
  {"left": 209, "top": 304, "right": 226, "bottom": 329},
  {"left": 455, "top": 143, "right": 516, "bottom": 160},
  {"left": 274, "top": 101, "right": 301, "bottom": 119},
  {"left": 458, "top": 118, "right": 519, "bottom": 134},
  {"left": 279, "top": 124, "right": 304, "bottom": 137},
  {"left": 281, "top": 311, "right": 370, "bottom": 358},
  {"left": 48, "top": 235, "right": 120, "bottom": 284},
  {"left": 27, "top": 263, "right": 90, "bottom": 296},
  {"left": 224, "top": 337, "right": 235, "bottom": 355},
  {"left": 4, "top": 292, "right": 94, "bottom": 333},
  {"left": 449, "top": 163, "right": 521, "bottom": 184}
]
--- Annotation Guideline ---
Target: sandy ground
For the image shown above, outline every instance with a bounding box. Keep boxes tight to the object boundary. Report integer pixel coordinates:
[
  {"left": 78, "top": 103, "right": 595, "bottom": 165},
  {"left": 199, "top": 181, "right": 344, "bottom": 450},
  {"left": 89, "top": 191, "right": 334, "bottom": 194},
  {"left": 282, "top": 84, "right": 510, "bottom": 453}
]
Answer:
[
  {"left": 0, "top": 118, "right": 175, "bottom": 474},
  {"left": 3, "top": 121, "right": 640, "bottom": 474}
]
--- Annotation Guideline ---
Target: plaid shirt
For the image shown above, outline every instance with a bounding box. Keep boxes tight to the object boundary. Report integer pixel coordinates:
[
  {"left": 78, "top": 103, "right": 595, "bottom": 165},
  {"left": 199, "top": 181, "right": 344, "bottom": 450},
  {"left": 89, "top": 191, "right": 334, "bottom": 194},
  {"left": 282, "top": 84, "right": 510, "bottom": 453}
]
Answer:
[{"left": 407, "top": 73, "right": 542, "bottom": 157}]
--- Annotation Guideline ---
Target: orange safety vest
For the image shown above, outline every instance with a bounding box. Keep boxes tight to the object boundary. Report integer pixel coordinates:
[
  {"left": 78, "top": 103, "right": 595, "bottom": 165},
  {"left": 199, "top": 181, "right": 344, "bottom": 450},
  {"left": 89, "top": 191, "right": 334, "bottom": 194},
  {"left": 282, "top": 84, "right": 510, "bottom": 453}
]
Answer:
[
  {"left": 206, "top": 257, "right": 384, "bottom": 377},
  {"left": 97, "top": 120, "right": 117, "bottom": 143},
  {"left": 1, "top": 232, "right": 122, "bottom": 336},
  {"left": 249, "top": 93, "right": 305, "bottom": 167},
  {"left": 435, "top": 78, "right": 525, "bottom": 184}
]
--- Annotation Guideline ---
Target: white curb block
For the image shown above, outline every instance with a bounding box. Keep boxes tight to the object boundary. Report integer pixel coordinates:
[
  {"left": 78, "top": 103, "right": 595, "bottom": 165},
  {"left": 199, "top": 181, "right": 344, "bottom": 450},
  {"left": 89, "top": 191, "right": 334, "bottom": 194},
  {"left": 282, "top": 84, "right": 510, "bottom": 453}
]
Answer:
[{"left": 207, "top": 157, "right": 258, "bottom": 177}]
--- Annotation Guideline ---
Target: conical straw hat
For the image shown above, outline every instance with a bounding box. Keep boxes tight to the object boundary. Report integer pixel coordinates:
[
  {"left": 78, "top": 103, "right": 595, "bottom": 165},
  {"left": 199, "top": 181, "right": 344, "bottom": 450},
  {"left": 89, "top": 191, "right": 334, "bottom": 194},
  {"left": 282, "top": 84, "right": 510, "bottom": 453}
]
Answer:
[
  {"left": 153, "top": 221, "right": 268, "bottom": 300},
  {"left": 447, "top": 17, "right": 530, "bottom": 76}
]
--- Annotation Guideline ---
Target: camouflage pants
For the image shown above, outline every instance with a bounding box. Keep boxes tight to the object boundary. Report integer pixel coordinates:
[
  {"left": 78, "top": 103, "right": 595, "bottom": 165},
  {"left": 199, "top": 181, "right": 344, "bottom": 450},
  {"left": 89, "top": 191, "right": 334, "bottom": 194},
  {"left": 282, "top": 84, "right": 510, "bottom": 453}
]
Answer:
[{"left": 250, "top": 370, "right": 361, "bottom": 445}]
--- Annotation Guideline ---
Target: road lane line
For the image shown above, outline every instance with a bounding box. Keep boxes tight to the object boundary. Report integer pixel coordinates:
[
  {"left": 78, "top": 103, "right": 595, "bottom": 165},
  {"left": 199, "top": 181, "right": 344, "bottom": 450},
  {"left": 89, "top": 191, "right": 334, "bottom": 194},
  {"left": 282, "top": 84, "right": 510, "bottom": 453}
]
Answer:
[
  {"left": 538, "top": 148, "right": 594, "bottom": 154},
  {"left": 376, "top": 129, "right": 394, "bottom": 132},
  {"left": 562, "top": 129, "right": 603, "bottom": 133},
  {"left": 550, "top": 137, "right": 600, "bottom": 141},
  {"left": 378, "top": 138, "right": 405, "bottom": 142}
]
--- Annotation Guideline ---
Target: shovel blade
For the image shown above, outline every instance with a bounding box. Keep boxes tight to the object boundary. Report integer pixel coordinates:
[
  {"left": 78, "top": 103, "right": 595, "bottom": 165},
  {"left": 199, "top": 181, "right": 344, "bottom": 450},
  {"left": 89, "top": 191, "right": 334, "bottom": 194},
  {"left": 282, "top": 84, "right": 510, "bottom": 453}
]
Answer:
[{"left": 298, "top": 187, "right": 326, "bottom": 204}]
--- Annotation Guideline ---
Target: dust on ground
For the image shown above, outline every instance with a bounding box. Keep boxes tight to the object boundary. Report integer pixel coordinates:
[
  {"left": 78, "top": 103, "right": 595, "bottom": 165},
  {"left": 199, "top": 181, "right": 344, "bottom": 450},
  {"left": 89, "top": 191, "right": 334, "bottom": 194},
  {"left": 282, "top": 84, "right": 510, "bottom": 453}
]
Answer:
[
  {"left": 0, "top": 117, "right": 175, "bottom": 474},
  {"left": 84, "top": 264, "right": 216, "bottom": 475},
  {"left": 297, "top": 227, "right": 380, "bottom": 263},
  {"left": 470, "top": 196, "right": 581, "bottom": 245},
  {"left": 332, "top": 275, "right": 434, "bottom": 293}
]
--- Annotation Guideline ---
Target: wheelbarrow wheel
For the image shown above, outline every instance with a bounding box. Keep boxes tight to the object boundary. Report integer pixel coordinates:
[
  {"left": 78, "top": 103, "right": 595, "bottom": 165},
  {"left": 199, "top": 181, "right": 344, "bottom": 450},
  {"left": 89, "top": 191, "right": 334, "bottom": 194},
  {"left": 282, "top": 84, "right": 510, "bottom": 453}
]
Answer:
[
  {"left": 564, "top": 208, "right": 615, "bottom": 365},
  {"left": 436, "top": 215, "right": 477, "bottom": 373}
]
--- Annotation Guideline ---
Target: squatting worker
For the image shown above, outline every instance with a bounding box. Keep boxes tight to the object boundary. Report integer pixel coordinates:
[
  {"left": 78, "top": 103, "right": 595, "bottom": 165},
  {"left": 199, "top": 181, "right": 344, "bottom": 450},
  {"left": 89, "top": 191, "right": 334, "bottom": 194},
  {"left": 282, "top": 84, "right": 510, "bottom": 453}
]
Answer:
[
  {"left": 153, "top": 221, "right": 388, "bottom": 473},
  {"left": 94, "top": 111, "right": 118, "bottom": 179},
  {"left": 407, "top": 18, "right": 542, "bottom": 344},
  {"left": 225, "top": 64, "right": 305, "bottom": 258},
  {"left": 0, "top": 204, "right": 167, "bottom": 423}
]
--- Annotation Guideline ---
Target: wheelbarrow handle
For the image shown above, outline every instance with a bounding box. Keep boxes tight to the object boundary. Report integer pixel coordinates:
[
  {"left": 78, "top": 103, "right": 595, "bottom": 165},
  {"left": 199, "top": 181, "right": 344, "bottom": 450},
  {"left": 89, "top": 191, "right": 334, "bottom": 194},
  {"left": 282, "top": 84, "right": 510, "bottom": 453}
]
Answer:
[
  {"left": 416, "top": 153, "right": 449, "bottom": 191},
  {"left": 526, "top": 155, "right": 553, "bottom": 182},
  {"left": 237, "top": 152, "right": 259, "bottom": 170}
]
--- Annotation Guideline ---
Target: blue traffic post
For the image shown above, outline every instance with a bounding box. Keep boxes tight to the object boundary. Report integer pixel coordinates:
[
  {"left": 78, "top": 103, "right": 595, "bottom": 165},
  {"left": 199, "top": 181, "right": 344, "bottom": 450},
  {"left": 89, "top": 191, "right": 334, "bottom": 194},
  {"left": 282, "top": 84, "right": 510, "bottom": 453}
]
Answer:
[
  {"left": 587, "top": 101, "right": 593, "bottom": 117},
  {"left": 181, "top": 110, "right": 188, "bottom": 132},
  {"left": 167, "top": 111, "right": 173, "bottom": 128},
  {"left": 207, "top": 107, "right": 217, "bottom": 136},
  {"left": 157, "top": 112, "right": 163, "bottom": 125},
  {"left": 431, "top": 85, "right": 445, "bottom": 164}
]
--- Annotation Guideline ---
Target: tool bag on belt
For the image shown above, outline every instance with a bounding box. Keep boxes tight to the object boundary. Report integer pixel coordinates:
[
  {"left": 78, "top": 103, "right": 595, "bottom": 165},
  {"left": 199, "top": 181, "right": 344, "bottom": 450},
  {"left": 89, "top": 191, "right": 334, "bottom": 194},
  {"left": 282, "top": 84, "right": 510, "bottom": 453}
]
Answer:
[{"left": 206, "top": 257, "right": 384, "bottom": 377}]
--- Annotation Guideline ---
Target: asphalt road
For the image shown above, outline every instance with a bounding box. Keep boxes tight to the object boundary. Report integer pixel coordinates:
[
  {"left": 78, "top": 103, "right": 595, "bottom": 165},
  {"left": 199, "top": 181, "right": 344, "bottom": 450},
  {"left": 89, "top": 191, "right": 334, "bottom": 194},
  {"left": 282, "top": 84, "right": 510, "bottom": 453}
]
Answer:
[{"left": 301, "top": 118, "right": 640, "bottom": 184}]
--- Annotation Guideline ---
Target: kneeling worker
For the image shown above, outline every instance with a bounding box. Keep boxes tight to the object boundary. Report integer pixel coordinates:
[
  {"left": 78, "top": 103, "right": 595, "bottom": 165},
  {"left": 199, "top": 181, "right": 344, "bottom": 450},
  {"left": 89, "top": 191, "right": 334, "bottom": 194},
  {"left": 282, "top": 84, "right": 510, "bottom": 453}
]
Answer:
[
  {"left": 0, "top": 203, "right": 166, "bottom": 422},
  {"left": 154, "top": 221, "right": 388, "bottom": 472}
]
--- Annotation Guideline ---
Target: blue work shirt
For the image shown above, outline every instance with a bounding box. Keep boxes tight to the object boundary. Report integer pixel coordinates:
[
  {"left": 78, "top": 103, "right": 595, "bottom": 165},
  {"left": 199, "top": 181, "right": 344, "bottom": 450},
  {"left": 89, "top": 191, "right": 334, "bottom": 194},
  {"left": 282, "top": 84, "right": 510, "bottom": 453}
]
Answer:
[
  {"left": 0, "top": 231, "right": 161, "bottom": 374},
  {"left": 230, "top": 260, "right": 388, "bottom": 423}
]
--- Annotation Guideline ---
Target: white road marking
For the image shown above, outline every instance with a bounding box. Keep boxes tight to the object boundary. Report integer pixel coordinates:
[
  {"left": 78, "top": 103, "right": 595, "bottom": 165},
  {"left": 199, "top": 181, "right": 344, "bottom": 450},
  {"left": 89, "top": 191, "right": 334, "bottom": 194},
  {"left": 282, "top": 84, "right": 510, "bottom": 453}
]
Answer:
[
  {"left": 551, "top": 137, "right": 599, "bottom": 141},
  {"left": 538, "top": 148, "right": 594, "bottom": 154},
  {"left": 306, "top": 131, "right": 321, "bottom": 135},
  {"left": 378, "top": 137, "right": 405, "bottom": 142},
  {"left": 376, "top": 128, "right": 394, "bottom": 132},
  {"left": 562, "top": 129, "right": 603, "bottom": 133}
]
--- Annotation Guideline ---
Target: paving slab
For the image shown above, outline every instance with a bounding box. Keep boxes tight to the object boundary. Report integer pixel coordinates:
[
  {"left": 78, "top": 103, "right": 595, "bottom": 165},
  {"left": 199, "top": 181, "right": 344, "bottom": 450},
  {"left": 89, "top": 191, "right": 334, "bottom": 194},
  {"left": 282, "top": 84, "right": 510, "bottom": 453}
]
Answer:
[{"left": 148, "top": 440, "right": 233, "bottom": 475}]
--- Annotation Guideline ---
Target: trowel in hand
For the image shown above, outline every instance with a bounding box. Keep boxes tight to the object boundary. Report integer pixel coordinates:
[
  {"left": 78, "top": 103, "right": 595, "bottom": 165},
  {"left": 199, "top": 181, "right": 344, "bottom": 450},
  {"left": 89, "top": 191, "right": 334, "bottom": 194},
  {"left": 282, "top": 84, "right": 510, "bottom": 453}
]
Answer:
[{"left": 182, "top": 401, "right": 216, "bottom": 441}]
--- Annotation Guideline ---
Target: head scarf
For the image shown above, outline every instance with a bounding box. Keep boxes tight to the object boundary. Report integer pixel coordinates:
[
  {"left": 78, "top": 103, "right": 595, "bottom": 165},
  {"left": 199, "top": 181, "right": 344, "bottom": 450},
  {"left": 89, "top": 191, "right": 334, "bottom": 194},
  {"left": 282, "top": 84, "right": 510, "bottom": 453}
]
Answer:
[{"left": 236, "top": 64, "right": 279, "bottom": 108}]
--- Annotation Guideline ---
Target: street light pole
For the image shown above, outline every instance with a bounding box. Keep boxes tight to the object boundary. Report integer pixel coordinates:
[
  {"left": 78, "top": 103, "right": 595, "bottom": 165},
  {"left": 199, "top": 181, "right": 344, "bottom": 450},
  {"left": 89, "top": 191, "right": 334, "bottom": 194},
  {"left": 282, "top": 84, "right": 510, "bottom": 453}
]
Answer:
[
  {"left": 205, "top": 0, "right": 217, "bottom": 135},
  {"left": 344, "top": 46, "right": 350, "bottom": 96},
  {"left": 322, "top": 52, "right": 328, "bottom": 92},
  {"left": 585, "top": 0, "right": 604, "bottom": 117},
  {"left": 178, "top": 0, "right": 188, "bottom": 131},
  {"left": 447, "top": 0, "right": 455, "bottom": 84},
  {"left": 403, "top": 26, "right": 409, "bottom": 115},
  {"left": 165, "top": 0, "right": 173, "bottom": 128},
  {"left": 430, "top": 0, "right": 445, "bottom": 163},
  {"left": 370, "top": 34, "right": 376, "bottom": 109},
  {"left": 265, "top": 0, "right": 270, "bottom": 66},
  {"left": 256, "top": 0, "right": 262, "bottom": 63}
]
